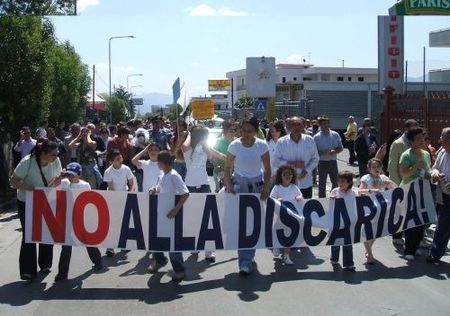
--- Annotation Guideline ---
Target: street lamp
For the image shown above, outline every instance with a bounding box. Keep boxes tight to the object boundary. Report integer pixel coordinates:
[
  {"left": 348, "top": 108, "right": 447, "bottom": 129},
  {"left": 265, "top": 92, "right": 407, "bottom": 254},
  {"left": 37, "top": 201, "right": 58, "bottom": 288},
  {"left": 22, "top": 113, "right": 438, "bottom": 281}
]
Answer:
[
  {"left": 127, "top": 73, "right": 143, "bottom": 92},
  {"left": 109, "top": 35, "right": 135, "bottom": 124}
]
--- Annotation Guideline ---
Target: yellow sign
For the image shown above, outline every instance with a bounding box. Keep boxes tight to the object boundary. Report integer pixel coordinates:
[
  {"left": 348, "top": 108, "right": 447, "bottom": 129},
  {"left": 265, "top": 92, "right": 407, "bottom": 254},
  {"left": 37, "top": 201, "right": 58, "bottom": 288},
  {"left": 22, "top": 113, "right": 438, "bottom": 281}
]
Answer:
[
  {"left": 191, "top": 99, "right": 215, "bottom": 120},
  {"left": 208, "top": 79, "right": 231, "bottom": 91}
]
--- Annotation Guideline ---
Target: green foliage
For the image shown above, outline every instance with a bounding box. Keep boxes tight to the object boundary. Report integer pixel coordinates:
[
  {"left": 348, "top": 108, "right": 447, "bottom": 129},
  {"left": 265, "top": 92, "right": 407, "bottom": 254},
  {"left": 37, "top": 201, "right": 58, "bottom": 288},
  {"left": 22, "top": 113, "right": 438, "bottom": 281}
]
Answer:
[
  {"left": 0, "top": 16, "right": 53, "bottom": 143},
  {"left": 167, "top": 104, "right": 183, "bottom": 121},
  {"left": 0, "top": 16, "right": 91, "bottom": 143},
  {"left": 234, "top": 95, "right": 254, "bottom": 109},
  {"left": 113, "top": 85, "right": 134, "bottom": 121},
  {"left": 0, "top": 0, "right": 76, "bottom": 15}
]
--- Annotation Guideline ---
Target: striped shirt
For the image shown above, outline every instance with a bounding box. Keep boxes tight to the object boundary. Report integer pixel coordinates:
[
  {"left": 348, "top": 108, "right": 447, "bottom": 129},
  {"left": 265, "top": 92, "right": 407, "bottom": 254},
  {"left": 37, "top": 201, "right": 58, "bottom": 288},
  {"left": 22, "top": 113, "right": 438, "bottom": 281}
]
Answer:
[{"left": 274, "top": 134, "right": 319, "bottom": 189}]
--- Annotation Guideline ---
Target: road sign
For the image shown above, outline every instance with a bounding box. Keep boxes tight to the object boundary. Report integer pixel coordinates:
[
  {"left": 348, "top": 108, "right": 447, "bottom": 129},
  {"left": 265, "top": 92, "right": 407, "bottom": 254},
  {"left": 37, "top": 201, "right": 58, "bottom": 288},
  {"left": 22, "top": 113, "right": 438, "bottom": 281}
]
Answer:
[
  {"left": 191, "top": 99, "right": 215, "bottom": 120},
  {"left": 254, "top": 98, "right": 268, "bottom": 111},
  {"left": 132, "top": 98, "right": 143, "bottom": 105},
  {"left": 172, "top": 77, "right": 180, "bottom": 104},
  {"left": 208, "top": 79, "right": 231, "bottom": 91}
]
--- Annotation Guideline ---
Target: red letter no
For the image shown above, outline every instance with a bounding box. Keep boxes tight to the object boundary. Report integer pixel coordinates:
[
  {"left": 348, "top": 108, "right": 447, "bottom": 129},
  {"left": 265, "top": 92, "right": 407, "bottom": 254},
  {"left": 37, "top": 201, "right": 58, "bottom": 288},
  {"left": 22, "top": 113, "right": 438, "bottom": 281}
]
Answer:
[
  {"left": 73, "top": 191, "right": 110, "bottom": 245},
  {"left": 32, "top": 190, "right": 67, "bottom": 243}
]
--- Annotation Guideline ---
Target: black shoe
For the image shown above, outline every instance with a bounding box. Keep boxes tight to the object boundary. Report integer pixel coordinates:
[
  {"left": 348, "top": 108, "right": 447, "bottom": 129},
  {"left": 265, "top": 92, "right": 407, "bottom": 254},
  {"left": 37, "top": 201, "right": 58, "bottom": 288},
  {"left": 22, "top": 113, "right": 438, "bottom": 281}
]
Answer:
[
  {"left": 40, "top": 267, "right": 51, "bottom": 274},
  {"left": 54, "top": 274, "right": 67, "bottom": 282},
  {"left": 93, "top": 264, "right": 104, "bottom": 272},
  {"left": 426, "top": 255, "right": 441, "bottom": 263},
  {"left": 21, "top": 273, "right": 36, "bottom": 281}
]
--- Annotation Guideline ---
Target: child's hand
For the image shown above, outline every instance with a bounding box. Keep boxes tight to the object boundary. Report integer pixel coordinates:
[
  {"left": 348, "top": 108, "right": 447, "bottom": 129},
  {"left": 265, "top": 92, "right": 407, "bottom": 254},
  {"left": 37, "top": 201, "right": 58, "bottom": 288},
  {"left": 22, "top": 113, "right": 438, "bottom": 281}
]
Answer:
[
  {"left": 167, "top": 208, "right": 179, "bottom": 219},
  {"left": 295, "top": 195, "right": 303, "bottom": 202},
  {"left": 277, "top": 198, "right": 283, "bottom": 202},
  {"left": 330, "top": 195, "right": 336, "bottom": 199},
  {"left": 149, "top": 187, "right": 157, "bottom": 195}
]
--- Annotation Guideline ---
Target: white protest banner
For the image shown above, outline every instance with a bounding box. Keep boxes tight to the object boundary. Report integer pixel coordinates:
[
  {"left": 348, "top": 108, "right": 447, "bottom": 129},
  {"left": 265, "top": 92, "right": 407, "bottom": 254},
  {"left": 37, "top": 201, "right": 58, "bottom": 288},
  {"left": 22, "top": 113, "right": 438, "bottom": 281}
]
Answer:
[{"left": 25, "top": 179, "right": 436, "bottom": 251}]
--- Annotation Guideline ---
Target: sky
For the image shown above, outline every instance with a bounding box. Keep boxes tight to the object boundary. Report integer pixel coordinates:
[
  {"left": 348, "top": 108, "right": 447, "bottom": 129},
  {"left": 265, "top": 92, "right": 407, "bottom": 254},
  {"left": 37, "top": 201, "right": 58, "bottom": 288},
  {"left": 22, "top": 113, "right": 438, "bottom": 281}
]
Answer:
[{"left": 50, "top": 0, "right": 450, "bottom": 100}]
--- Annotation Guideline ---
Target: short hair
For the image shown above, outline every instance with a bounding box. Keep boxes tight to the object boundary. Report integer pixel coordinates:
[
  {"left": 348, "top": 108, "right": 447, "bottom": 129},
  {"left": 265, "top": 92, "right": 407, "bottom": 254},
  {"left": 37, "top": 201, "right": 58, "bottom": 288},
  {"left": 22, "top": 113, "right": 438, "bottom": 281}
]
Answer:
[
  {"left": 338, "top": 170, "right": 354, "bottom": 190},
  {"left": 317, "top": 116, "right": 329, "bottom": 123},
  {"left": 107, "top": 149, "right": 121, "bottom": 162},
  {"left": 405, "top": 127, "right": 424, "bottom": 142},
  {"left": 275, "top": 165, "right": 297, "bottom": 185},
  {"left": 404, "top": 119, "right": 418, "bottom": 130},
  {"left": 158, "top": 150, "right": 174, "bottom": 165},
  {"left": 242, "top": 117, "right": 259, "bottom": 131},
  {"left": 21, "top": 126, "right": 30, "bottom": 132},
  {"left": 117, "top": 127, "right": 130, "bottom": 137},
  {"left": 222, "top": 119, "right": 236, "bottom": 133},
  {"left": 367, "top": 158, "right": 383, "bottom": 169},
  {"left": 441, "top": 127, "right": 450, "bottom": 141},
  {"left": 148, "top": 142, "right": 161, "bottom": 151}
]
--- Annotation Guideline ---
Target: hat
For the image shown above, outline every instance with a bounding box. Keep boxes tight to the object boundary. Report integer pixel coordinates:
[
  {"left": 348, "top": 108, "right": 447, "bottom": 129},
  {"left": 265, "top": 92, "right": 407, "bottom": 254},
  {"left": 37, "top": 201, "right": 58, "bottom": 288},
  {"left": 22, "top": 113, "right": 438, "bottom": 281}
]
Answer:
[{"left": 65, "top": 162, "right": 82, "bottom": 176}]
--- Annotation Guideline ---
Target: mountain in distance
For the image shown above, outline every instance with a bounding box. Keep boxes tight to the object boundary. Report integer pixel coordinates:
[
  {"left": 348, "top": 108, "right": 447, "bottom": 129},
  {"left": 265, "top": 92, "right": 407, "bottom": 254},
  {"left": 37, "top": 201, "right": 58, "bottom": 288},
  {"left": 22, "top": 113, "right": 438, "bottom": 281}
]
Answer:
[{"left": 137, "top": 92, "right": 172, "bottom": 114}]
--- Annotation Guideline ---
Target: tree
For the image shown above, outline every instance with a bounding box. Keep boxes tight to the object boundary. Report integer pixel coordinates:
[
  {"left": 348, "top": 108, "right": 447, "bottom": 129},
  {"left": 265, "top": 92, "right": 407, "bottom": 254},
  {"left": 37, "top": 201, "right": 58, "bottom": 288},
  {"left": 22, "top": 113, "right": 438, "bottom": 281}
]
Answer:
[
  {"left": 101, "top": 91, "right": 129, "bottom": 124},
  {"left": 234, "top": 95, "right": 254, "bottom": 109},
  {"left": 167, "top": 104, "right": 183, "bottom": 121},
  {"left": 0, "top": 16, "right": 54, "bottom": 143},
  {"left": 47, "top": 41, "right": 90, "bottom": 126},
  {"left": 113, "top": 85, "right": 135, "bottom": 119},
  {"left": 0, "top": 0, "right": 76, "bottom": 15}
]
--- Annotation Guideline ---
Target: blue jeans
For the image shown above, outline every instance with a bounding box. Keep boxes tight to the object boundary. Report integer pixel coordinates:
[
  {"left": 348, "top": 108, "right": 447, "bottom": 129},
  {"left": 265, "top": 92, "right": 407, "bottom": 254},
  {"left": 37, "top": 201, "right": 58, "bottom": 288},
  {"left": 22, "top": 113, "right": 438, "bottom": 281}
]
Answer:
[
  {"left": 233, "top": 174, "right": 263, "bottom": 272},
  {"left": 81, "top": 161, "right": 103, "bottom": 190},
  {"left": 430, "top": 193, "right": 450, "bottom": 260},
  {"left": 153, "top": 252, "right": 185, "bottom": 273},
  {"left": 331, "top": 245, "right": 354, "bottom": 267}
]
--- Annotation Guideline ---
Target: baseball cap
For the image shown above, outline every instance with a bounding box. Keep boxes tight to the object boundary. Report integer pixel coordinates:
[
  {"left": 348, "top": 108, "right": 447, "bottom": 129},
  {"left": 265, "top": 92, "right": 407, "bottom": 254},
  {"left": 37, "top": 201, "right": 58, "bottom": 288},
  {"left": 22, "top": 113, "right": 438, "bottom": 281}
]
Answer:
[{"left": 65, "top": 162, "right": 82, "bottom": 176}]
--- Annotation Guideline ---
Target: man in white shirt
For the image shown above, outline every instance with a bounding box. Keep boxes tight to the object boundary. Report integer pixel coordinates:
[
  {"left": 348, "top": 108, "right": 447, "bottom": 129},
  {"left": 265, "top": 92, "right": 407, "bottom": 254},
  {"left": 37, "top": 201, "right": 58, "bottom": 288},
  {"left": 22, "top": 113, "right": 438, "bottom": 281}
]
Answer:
[{"left": 274, "top": 117, "right": 319, "bottom": 198}]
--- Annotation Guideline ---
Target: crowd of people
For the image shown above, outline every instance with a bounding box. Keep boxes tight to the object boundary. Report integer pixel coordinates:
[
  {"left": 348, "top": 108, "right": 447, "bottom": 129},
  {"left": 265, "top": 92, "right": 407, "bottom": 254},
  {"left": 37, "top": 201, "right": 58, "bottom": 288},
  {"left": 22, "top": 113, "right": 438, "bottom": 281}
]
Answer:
[{"left": 8, "top": 114, "right": 450, "bottom": 282}]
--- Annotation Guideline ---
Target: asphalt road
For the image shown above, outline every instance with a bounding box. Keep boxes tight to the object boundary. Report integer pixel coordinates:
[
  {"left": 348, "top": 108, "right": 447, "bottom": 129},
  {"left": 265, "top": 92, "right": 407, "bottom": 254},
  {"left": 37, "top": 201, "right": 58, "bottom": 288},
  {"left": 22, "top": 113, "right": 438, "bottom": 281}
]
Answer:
[{"left": 0, "top": 152, "right": 449, "bottom": 316}]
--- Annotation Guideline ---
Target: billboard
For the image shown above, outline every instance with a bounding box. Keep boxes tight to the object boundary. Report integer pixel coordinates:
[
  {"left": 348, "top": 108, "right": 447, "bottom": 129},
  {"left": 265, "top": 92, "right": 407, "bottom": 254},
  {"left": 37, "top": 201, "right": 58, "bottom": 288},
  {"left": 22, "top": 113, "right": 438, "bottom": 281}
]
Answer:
[
  {"left": 378, "top": 16, "right": 404, "bottom": 94},
  {"left": 191, "top": 98, "right": 215, "bottom": 120},
  {"left": 246, "top": 57, "right": 276, "bottom": 98},
  {"left": 208, "top": 79, "right": 231, "bottom": 91}
]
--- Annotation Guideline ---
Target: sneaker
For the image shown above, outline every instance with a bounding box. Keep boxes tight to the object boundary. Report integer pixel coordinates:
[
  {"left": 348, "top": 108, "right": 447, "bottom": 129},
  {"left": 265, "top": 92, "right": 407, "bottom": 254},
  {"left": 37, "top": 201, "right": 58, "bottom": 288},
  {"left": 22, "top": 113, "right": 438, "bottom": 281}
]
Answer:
[
  {"left": 425, "top": 255, "right": 441, "bottom": 264},
  {"left": 272, "top": 248, "right": 281, "bottom": 258},
  {"left": 239, "top": 266, "right": 252, "bottom": 276},
  {"left": 147, "top": 260, "right": 167, "bottom": 273},
  {"left": 344, "top": 265, "right": 355, "bottom": 271},
  {"left": 330, "top": 259, "right": 339, "bottom": 265},
  {"left": 105, "top": 249, "right": 115, "bottom": 257},
  {"left": 405, "top": 254, "right": 415, "bottom": 261},
  {"left": 54, "top": 274, "right": 67, "bottom": 282},
  {"left": 93, "top": 264, "right": 104, "bottom": 272},
  {"left": 283, "top": 255, "right": 294, "bottom": 265},
  {"left": 168, "top": 269, "right": 185, "bottom": 282},
  {"left": 205, "top": 251, "right": 216, "bottom": 263},
  {"left": 415, "top": 249, "right": 423, "bottom": 256},
  {"left": 392, "top": 238, "right": 404, "bottom": 246}
]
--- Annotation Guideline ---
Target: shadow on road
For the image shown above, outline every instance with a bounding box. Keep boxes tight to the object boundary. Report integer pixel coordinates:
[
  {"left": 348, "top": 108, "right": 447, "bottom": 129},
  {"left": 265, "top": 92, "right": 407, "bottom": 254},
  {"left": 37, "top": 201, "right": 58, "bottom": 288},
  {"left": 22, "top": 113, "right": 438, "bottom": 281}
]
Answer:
[{"left": 0, "top": 253, "right": 449, "bottom": 306}]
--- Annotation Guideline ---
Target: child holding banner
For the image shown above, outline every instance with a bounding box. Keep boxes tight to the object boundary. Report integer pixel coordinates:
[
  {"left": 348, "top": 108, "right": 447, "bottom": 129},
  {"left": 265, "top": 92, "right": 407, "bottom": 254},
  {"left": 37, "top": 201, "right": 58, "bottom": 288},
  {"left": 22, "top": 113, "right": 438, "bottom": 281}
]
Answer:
[
  {"left": 55, "top": 162, "right": 103, "bottom": 281},
  {"left": 148, "top": 151, "right": 190, "bottom": 282},
  {"left": 270, "top": 165, "right": 303, "bottom": 265},
  {"left": 103, "top": 149, "right": 135, "bottom": 256},
  {"left": 330, "top": 171, "right": 356, "bottom": 270},
  {"left": 359, "top": 158, "right": 397, "bottom": 265}
]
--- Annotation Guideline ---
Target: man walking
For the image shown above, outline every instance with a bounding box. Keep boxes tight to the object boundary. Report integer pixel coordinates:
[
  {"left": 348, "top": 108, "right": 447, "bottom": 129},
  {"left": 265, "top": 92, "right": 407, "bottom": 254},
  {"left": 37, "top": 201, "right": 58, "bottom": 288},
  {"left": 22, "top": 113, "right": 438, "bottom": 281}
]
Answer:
[
  {"left": 344, "top": 116, "right": 357, "bottom": 165},
  {"left": 314, "top": 116, "right": 343, "bottom": 198}
]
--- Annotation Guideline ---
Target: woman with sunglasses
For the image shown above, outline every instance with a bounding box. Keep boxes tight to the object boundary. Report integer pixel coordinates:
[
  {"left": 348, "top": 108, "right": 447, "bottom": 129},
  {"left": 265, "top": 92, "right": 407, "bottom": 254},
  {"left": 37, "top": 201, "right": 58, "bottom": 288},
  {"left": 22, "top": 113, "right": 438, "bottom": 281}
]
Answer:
[
  {"left": 10, "top": 138, "right": 62, "bottom": 281},
  {"left": 224, "top": 117, "right": 271, "bottom": 275},
  {"left": 266, "top": 120, "right": 287, "bottom": 180}
]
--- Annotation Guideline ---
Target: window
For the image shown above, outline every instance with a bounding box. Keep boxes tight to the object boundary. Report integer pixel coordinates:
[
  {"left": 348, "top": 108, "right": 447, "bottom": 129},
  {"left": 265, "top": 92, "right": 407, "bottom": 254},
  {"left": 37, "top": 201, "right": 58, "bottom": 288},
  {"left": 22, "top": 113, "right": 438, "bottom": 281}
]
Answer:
[
  {"left": 303, "top": 77, "right": 312, "bottom": 81},
  {"left": 293, "top": 77, "right": 297, "bottom": 81},
  {"left": 282, "top": 77, "right": 286, "bottom": 83},
  {"left": 348, "top": 77, "right": 352, "bottom": 81},
  {"left": 321, "top": 74, "right": 330, "bottom": 81},
  {"left": 337, "top": 76, "right": 344, "bottom": 81},
  {"left": 241, "top": 78, "right": 244, "bottom": 86},
  {"left": 358, "top": 77, "right": 364, "bottom": 82}
]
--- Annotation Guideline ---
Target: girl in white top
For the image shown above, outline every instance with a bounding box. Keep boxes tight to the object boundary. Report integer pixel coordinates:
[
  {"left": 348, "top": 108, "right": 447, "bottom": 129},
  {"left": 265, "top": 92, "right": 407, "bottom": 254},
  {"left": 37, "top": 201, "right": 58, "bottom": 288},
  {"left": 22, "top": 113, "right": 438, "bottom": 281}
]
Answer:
[
  {"left": 181, "top": 125, "right": 225, "bottom": 262},
  {"left": 330, "top": 171, "right": 357, "bottom": 270},
  {"left": 131, "top": 143, "right": 163, "bottom": 193},
  {"left": 270, "top": 165, "right": 303, "bottom": 265},
  {"left": 359, "top": 158, "right": 397, "bottom": 264}
]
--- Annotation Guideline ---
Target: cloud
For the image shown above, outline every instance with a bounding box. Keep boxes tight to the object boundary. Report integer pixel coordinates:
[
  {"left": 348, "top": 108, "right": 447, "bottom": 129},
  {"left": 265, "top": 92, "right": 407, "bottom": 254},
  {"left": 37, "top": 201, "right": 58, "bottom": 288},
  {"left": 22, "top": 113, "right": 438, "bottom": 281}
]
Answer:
[
  {"left": 78, "top": 0, "right": 100, "bottom": 13},
  {"left": 285, "top": 53, "right": 307, "bottom": 64},
  {"left": 188, "top": 4, "right": 249, "bottom": 16}
]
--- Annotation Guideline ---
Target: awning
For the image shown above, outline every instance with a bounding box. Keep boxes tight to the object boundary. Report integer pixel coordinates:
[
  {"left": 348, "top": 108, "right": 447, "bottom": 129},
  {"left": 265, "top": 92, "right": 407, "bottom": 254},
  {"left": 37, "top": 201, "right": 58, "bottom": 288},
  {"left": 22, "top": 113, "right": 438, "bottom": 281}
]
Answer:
[{"left": 86, "top": 93, "right": 106, "bottom": 111}]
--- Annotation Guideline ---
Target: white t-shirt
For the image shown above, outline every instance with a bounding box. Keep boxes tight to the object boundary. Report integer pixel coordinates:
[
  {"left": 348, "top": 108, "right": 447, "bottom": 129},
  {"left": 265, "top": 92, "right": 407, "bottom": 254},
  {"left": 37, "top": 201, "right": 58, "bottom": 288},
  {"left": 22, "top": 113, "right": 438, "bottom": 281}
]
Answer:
[
  {"left": 330, "top": 187, "right": 358, "bottom": 198},
  {"left": 360, "top": 174, "right": 390, "bottom": 190},
  {"left": 267, "top": 139, "right": 278, "bottom": 177},
  {"left": 59, "top": 178, "right": 91, "bottom": 190},
  {"left": 183, "top": 144, "right": 209, "bottom": 186},
  {"left": 103, "top": 165, "right": 134, "bottom": 191},
  {"left": 228, "top": 138, "right": 269, "bottom": 178},
  {"left": 139, "top": 159, "right": 162, "bottom": 192},
  {"left": 270, "top": 183, "right": 302, "bottom": 202},
  {"left": 157, "top": 169, "right": 189, "bottom": 194}
]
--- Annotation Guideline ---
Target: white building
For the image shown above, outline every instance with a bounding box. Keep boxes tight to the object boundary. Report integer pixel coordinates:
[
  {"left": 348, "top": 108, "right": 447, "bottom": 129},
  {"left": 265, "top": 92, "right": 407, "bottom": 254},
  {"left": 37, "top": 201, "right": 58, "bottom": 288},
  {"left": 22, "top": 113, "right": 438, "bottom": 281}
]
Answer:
[{"left": 429, "top": 28, "right": 450, "bottom": 83}]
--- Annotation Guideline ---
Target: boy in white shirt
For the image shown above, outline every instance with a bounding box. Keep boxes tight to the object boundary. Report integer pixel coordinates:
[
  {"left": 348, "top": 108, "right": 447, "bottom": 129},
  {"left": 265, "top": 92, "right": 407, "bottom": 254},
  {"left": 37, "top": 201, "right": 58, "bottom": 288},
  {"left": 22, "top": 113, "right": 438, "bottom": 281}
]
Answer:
[
  {"left": 148, "top": 151, "right": 190, "bottom": 282},
  {"left": 103, "top": 150, "right": 135, "bottom": 256},
  {"left": 55, "top": 162, "right": 103, "bottom": 281}
]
